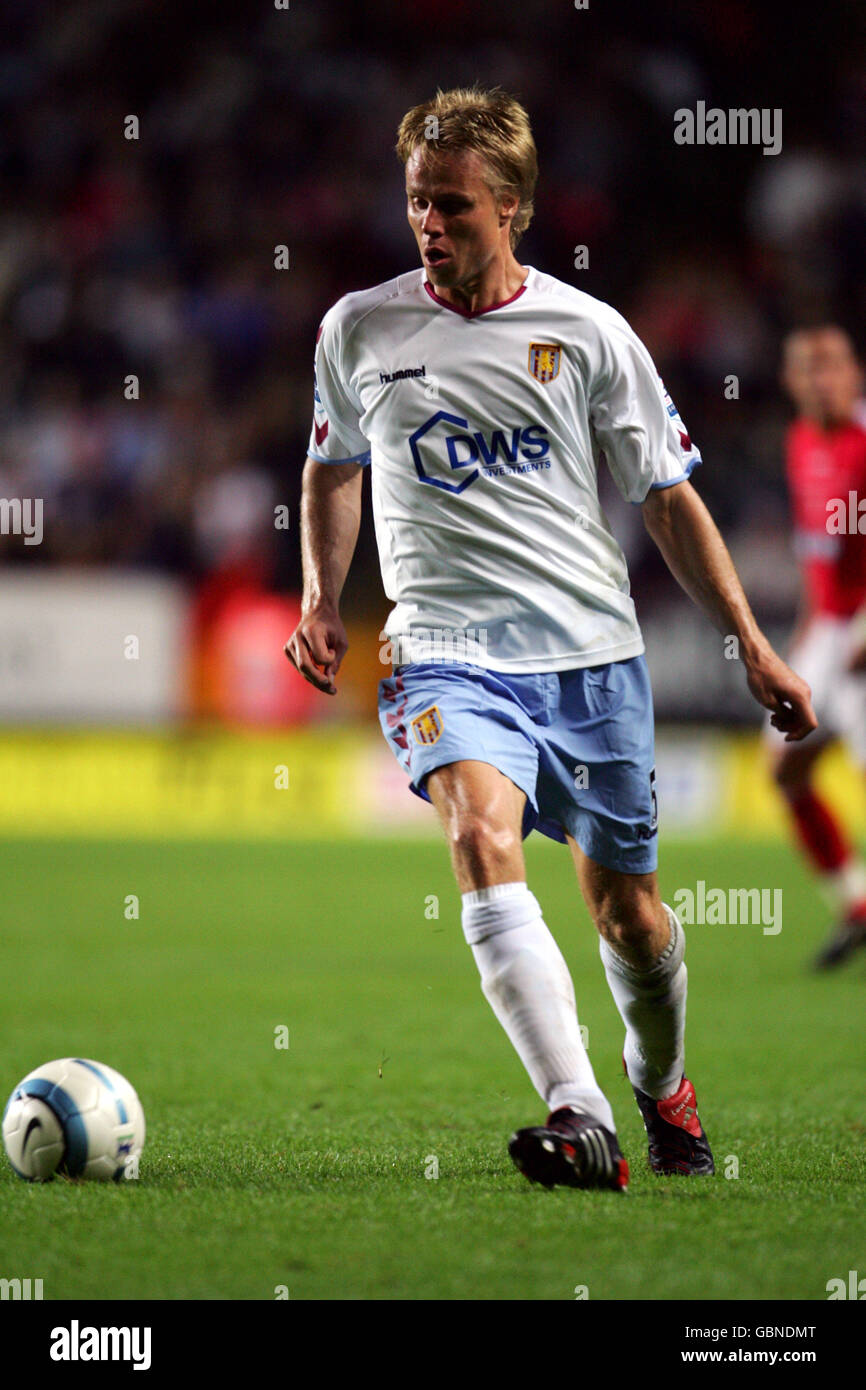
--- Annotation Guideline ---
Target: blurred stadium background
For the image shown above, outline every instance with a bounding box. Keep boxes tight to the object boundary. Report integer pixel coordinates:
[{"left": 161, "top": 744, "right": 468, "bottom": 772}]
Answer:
[{"left": 1, "top": 0, "right": 864, "bottom": 842}]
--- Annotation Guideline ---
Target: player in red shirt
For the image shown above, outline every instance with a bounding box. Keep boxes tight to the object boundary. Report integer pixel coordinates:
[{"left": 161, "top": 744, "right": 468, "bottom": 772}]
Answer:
[{"left": 769, "top": 326, "right": 866, "bottom": 966}]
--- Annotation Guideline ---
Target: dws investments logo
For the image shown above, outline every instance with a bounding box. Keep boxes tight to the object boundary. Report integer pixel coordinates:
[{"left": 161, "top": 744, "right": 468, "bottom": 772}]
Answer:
[{"left": 409, "top": 410, "right": 551, "bottom": 493}]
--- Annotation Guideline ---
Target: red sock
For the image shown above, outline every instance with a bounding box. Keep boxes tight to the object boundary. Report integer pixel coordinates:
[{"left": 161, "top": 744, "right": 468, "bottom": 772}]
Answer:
[{"left": 787, "top": 789, "right": 849, "bottom": 873}]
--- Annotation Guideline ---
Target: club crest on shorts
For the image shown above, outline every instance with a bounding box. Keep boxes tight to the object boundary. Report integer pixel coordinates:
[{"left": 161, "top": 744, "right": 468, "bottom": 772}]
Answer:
[
  {"left": 528, "top": 342, "right": 561, "bottom": 384},
  {"left": 411, "top": 705, "right": 443, "bottom": 745}
]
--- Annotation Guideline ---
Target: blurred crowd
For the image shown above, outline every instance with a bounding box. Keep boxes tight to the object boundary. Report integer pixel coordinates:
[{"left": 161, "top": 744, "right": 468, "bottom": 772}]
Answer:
[{"left": 1, "top": 0, "right": 864, "bottom": 625}]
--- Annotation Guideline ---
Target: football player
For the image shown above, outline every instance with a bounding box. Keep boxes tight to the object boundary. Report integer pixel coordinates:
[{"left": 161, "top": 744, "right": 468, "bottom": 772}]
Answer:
[
  {"left": 769, "top": 327, "right": 866, "bottom": 968},
  {"left": 287, "top": 86, "right": 816, "bottom": 1190}
]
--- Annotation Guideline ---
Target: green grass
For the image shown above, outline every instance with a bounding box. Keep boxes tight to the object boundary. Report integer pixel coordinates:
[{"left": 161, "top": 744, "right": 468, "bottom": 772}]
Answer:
[{"left": 1, "top": 834, "right": 864, "bottom": 1300}]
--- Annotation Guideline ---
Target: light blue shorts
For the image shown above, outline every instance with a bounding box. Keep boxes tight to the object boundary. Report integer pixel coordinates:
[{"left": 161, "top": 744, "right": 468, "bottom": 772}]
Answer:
[{"left": 378, "top": 656, "right": 658, "bottom": 875}]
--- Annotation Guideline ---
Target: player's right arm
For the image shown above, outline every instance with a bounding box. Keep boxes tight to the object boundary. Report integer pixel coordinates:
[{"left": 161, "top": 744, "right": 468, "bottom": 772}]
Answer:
[
  {"left": 286, "top": 301, "right": 371, "bottom": 694},
  {"left": 284, "top": 457, "right": 364, "bottom": 695}
]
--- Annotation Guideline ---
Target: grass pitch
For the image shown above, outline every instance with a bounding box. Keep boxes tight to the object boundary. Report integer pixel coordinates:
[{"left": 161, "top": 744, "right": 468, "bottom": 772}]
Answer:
[{"left": 1, "top": 834, "right": 864, "bottom": 1301}]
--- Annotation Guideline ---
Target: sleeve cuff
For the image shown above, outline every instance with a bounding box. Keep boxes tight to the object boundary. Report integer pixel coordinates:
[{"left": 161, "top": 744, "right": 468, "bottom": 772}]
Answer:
[
  {"left": 307, "top": 448, "right": 371, "bottom": 465},
  {"left": 647, "top": 455, "right": 702, "bottom": 491}
]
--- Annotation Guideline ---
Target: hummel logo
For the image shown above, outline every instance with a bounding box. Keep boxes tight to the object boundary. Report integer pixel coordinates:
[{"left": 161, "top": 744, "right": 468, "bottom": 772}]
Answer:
[{"left": 379, "top": 365, "right": 426, "bottom": 384}]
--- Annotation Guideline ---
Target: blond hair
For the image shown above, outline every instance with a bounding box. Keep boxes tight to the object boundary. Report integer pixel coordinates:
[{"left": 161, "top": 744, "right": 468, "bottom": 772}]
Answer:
[{"left": 395, "top": 85, "right": 538, "bottom": 250}]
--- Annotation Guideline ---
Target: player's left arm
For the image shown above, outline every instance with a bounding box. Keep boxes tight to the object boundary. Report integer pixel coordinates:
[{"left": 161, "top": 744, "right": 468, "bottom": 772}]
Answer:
[{"left": 641, "top": 479, "right": 818, "bottom": 741}]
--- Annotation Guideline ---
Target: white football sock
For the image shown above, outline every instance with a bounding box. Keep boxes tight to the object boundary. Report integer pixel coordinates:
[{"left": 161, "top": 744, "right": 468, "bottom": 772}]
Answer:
[
  {"left": 599, "top": 903, "right": 687, "bottom": 1101},
  {"left": 821, "top": 856, "right": 866, "bottom": 916},
  {"left": 461, "top": 881, "right": 615, "bottom": 1130}
]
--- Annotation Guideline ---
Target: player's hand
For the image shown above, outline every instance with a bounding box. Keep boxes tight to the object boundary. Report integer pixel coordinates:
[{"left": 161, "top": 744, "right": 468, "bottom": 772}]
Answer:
[
  {"left": 744, "top": 645, "right": 818, "bottom": 741},
  {"left": 284, "top": 604, "right": 348, "bottom": 695}
]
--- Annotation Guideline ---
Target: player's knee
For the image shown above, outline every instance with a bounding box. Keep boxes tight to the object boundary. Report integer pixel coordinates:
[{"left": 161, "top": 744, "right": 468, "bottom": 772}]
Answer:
[
  {"left": 449, "top": 814, "right": 520, "bottom": 877},
  {"left": 593, "top": 893, "right": 664, "bottom": 964}
]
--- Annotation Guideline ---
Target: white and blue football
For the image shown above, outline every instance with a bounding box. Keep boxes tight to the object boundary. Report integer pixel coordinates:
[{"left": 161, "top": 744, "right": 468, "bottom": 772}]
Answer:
[{"left": 2, "top": 1057, "right": 146, "bottom": 1182}]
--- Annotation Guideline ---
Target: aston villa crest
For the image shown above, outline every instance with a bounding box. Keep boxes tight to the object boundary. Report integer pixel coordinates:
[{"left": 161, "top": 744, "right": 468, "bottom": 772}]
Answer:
[
  {"left": 528, "top": 342, "right": 562, "bottom": 384},
  {"left": 411, "top": 705, "right": 443, "bottom": 745}
]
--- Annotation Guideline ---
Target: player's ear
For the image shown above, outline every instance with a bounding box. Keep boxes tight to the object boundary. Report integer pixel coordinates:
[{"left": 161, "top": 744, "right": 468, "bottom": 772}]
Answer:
[{"left": 498, "top": 192, "right": 519, "bottom": 228}]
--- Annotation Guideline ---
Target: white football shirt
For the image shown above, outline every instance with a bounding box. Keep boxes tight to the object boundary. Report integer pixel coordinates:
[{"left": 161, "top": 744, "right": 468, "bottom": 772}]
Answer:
[{"left": 307, "top": 265, "right": 701, "bottom": 672}]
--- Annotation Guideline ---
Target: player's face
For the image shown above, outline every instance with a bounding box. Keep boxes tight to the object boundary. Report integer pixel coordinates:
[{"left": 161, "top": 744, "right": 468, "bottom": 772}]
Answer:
[
  {"left": 783, "top": 330, "right": 862, "bottom": 427},
  {"left": 405, "top": 147, "right": 517, "bottom": 288}
]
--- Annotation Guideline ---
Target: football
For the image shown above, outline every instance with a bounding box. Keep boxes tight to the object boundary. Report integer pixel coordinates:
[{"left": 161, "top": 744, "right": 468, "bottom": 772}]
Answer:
[{"left": 2, "top": 1057, "right": 146, "bottom": 1182}]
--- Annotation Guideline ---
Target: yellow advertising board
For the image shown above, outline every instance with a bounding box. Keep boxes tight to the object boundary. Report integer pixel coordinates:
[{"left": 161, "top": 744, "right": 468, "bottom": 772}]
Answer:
[{"left": 0, "top": 728, "right": 860, "bottom": 840}]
